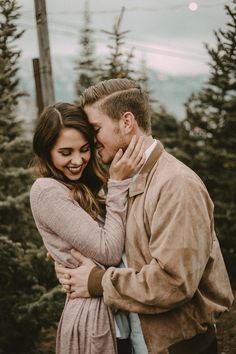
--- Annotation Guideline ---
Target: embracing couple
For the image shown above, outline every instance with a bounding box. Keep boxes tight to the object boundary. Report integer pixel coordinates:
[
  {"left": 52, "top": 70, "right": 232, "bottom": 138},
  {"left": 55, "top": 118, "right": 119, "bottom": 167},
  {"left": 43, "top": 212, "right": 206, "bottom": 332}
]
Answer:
[{"left": 30, "top": 79, "right": 233, "bottom": 354}]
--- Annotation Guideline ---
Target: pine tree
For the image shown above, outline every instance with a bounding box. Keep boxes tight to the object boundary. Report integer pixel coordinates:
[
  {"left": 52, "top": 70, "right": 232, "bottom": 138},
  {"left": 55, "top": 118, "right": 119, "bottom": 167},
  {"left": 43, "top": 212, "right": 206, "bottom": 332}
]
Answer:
[
  {"left": 0, "top": 2, "right": 64, "bottom": 352},
  {"left": 100, "top": 7, "right": 137, "bottom": 80},
  {"left": 0, "top": 0, "right": 27, "bottom": 139},
  {"left": 74, "top": 0, "right": 99, "bottom": 98},
  {"left": 75, "top": 5, "right": 150, "bottom": 94},
  {"left": 183, "top": 1, "right": 236, "bottom": 269},
  {"left": 139, "top": 57, "right": 149, "bottom": 91},
  {"left": 0, "top": 0, "right": 36, "bottom": 246},
  {"left": 151, "top": 105, "right": 182, "bottom": 157}
]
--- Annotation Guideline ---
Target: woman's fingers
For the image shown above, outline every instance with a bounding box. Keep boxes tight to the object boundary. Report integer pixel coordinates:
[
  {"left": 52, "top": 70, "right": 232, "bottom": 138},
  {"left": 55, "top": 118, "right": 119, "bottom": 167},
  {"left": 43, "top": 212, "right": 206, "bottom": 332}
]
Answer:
[
  {"left": 122, "top": 135, "right": 137, "bottom": 159},
  {"left": 110, "top": 148, "right": 123, "bottom": 168},
  {"left": 61, "top": 284, "right": 71, "bottom": 293},
  {"left": 121, "top": 136, "right": 145, "bottom": 171},
  {"left": 109, "top": 135, "right": 146, "bottom": 180},
  {"left": 123, "top": 136, "right": 145, "bottom": 162},
  {"left": 134, "top": 140, "right": 146, "bottom": 164},
  {"left": 132, "top": 138, "right": 145, "bottom": 164}
]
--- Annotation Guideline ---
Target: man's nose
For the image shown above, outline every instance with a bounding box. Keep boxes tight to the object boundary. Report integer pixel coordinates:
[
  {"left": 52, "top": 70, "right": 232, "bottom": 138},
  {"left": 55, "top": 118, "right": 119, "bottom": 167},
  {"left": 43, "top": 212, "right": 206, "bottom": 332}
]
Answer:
[{"left": 94, "top": 136, "right": 101, "bottom": 149}]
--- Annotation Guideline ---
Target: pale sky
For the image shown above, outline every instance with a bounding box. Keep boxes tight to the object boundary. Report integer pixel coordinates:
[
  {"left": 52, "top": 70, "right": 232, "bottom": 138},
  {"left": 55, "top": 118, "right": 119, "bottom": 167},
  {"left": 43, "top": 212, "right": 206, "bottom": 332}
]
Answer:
[{"left": 17, "top": 0, "right": 231, "bottom": 75}]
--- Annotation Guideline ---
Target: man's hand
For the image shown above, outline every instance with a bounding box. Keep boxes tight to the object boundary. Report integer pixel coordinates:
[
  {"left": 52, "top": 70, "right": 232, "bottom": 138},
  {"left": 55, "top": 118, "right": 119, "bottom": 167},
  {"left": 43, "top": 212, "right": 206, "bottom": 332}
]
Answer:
[{"left": 55, "top": 250, "right": 96, "bottom": 298}]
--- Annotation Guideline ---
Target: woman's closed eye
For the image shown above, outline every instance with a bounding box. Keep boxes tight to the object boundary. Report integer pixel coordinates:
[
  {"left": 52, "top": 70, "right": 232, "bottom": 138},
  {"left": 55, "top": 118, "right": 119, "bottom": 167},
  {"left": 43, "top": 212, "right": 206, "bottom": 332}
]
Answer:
[
  {"left": 80, "top": 145, "right": 90, "bottom": 153},
  {"left": 60, "top": 151, "right": 71, "bottom": 156}
]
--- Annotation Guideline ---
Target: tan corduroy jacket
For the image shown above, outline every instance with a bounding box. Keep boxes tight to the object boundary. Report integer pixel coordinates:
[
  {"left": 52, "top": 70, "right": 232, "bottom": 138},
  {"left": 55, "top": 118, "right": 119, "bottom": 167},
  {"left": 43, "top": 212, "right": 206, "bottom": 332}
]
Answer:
[{"left": 94, "top": 141, "right": 234, "bottom": 354}]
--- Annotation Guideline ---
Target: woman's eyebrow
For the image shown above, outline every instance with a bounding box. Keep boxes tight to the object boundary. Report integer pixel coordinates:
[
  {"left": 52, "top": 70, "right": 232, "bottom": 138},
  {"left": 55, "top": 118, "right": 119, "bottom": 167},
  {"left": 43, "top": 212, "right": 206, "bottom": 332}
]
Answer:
[
  {"left": 81, "top": 142, "right": 90, "bottom": 148},
  {"left": 57, "top": 147, "right": 72, "bottom": 151}
]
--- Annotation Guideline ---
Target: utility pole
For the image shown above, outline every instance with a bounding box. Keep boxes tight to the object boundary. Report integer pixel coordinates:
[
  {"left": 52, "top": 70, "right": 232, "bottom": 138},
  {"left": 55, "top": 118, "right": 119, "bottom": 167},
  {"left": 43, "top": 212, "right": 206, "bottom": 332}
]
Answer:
[
  {"left": 34, "top": 0, "right": 55, "bottom": 107},
  {"left": 32, "top": 58, "right": 44, "bottom": 115}
]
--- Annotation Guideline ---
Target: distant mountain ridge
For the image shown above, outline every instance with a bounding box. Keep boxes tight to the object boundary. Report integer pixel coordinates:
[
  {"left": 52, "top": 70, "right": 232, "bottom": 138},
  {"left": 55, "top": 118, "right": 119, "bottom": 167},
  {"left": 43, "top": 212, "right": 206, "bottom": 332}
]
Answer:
[{"left": 18, "top": 55, "right": 207, "bottom": 123}]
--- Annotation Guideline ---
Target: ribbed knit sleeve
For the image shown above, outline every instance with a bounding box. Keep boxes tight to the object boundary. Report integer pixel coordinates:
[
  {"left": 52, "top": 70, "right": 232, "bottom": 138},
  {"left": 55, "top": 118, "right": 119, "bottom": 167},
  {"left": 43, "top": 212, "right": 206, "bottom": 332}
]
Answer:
[{"left": 30, "top": 178, "right": 130, "bottom": 267}]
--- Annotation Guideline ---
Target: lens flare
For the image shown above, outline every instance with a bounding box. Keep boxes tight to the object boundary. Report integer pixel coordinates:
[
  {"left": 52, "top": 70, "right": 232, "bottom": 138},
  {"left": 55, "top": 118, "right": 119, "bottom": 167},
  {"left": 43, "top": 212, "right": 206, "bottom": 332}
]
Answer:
[{"left": 188, "top": 2, "right": 198, "bottom": 11}]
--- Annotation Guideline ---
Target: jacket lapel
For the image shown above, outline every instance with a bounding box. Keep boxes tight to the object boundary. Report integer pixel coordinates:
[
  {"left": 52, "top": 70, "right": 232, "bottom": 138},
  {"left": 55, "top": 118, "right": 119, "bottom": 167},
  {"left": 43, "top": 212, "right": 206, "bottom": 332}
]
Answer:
[{"left": 129, "top": 140, "right": 164, "bottom": 198}]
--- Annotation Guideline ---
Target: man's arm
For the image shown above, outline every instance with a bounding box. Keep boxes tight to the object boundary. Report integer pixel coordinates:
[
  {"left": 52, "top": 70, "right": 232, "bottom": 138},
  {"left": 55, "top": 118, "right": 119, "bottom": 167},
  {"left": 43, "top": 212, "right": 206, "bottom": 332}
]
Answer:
[
  {"left": 55, "top": 251, "right": 98, "bottom": 298},
  {"left": 57, "top": 175, "right": 214, "bottom": 314},
  {"left": 98, "top": 175, "right": 214, "bottom": 313}
]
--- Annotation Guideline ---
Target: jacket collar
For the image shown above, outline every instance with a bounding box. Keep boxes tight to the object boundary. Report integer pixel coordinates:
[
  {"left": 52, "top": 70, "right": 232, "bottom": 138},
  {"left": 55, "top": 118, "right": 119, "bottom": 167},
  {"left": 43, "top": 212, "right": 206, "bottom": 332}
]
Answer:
[{"left": 129, "top": 140, "right": 164, "bottom": 198}]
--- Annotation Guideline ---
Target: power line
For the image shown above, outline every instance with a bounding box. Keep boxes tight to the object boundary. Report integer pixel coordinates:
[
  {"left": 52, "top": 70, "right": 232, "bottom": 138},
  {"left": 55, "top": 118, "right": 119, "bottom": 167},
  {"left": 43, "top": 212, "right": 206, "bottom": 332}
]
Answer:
[
  {"left": 17, "top": 21, "right": 207, "bottom": 63},
  {"left": 16, "top": 18, "right": 210, "bottom": 57},
  {"left": 20, "top": 1, "right": 229, "bottom": 16},
  {"left": 125, "top": 40, "right": 206, "bottom": 61}
]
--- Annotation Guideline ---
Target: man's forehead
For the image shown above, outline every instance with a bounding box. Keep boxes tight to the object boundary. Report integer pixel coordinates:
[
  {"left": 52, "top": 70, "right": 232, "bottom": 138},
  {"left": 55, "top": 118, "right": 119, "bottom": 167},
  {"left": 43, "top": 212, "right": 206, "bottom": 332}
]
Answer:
[
  {"left": 84, "top": 102, "right": 100, "bottom": 113},
  {"left": 85, "top": 105, "right": 107, "bottom": 125},
  {"left": 87, "top": 115, "right": 101, "bottom": 126}
]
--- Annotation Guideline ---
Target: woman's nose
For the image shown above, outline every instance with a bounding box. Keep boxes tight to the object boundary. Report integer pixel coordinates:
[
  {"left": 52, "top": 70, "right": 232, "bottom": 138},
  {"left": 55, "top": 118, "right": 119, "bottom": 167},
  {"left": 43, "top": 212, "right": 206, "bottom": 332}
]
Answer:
[{"left": 71, "top": 154, "right": 82, "bottom": 165}]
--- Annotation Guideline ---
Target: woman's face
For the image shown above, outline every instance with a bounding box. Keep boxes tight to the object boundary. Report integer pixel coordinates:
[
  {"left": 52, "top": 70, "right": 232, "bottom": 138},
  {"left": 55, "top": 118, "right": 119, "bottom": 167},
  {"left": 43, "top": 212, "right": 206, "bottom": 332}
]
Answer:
[{"left": 50, "top": 127, "right": 91, "bottom": 181}]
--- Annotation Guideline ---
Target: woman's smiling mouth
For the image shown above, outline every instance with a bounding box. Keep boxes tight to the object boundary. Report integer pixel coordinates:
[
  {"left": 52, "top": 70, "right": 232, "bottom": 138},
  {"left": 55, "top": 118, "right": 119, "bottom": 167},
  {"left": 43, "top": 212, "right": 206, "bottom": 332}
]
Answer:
[{"left": 67, "top": 166, "right": 83, "bottom": 174}]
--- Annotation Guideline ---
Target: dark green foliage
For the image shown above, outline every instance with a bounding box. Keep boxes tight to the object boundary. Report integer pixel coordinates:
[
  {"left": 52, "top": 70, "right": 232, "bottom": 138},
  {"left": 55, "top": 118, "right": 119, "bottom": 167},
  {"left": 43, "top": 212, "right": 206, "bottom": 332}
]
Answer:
[
  {"left": 0, "top": 236, "right": 40, "bottom": 353},
  {"left": 151, "top": 105, "right": 182, "bottom": 157},
  {"left": 0, "top": 0, "right": 33, "bottom": 242},
  {"left": 0, "top": 1, "right": 64, "bottom": 353},
  {"left": 0, "top": 136, "right": 36, "bottom": 247},
  {"left": 0, "top": 0, "right": 26, "bottom": 133},
  {"left": 0, "top": 237, "right": 63, "bottom": 354},
  {"left": 182, "top": 1, "right": 236, "bottom": 270}
]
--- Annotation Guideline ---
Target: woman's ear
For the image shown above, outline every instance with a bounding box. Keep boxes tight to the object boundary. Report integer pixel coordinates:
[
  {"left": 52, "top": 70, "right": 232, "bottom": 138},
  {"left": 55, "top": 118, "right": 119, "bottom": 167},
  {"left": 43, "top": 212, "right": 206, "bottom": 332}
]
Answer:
[{"left": 120, "top": 112, "right": 135, "bottom": 134}]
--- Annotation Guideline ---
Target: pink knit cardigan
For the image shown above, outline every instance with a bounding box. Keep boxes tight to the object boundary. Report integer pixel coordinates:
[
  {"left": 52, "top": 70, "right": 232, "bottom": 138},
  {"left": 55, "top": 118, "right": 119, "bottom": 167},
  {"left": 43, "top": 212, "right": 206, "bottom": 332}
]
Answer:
[{"left": 30, "top": 177, "right": 130, "bottom": 354}]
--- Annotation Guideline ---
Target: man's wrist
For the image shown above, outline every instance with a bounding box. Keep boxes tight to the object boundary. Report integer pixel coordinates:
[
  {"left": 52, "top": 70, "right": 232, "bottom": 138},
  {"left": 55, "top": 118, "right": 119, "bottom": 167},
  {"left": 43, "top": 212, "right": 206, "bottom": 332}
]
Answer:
[{"left": 88, "top": 266, "right": 106, "bottom": 297}]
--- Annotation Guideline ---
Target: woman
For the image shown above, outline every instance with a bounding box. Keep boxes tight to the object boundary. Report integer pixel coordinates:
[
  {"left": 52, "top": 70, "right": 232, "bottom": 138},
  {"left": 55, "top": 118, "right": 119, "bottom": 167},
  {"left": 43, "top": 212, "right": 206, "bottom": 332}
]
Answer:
[{"left": 30, "top": 102, "right": 144, "bottom": 354}]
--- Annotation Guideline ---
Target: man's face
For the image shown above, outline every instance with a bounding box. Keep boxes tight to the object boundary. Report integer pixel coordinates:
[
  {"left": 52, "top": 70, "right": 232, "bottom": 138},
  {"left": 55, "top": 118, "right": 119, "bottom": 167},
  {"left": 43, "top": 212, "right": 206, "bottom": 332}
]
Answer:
[{"left": 84, "top": 104, "right": 127, "bottom": 164}]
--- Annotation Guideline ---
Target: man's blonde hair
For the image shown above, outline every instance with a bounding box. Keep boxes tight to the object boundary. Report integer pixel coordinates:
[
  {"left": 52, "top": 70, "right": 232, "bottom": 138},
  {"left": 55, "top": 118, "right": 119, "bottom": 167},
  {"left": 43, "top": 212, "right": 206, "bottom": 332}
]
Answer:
[{"left": 80, "top": 79, "right": 151, "bottom": 133}]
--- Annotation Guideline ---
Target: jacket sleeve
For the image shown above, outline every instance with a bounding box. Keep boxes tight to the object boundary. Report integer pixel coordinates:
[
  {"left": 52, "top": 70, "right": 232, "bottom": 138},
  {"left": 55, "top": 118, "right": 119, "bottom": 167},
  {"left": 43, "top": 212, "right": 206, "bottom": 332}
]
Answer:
[
  {"left": 101, "top": 175, "right": 214, "bottom": 313},
  {"left": 30, "top": 178, "right": 130, "bottom": 266}
]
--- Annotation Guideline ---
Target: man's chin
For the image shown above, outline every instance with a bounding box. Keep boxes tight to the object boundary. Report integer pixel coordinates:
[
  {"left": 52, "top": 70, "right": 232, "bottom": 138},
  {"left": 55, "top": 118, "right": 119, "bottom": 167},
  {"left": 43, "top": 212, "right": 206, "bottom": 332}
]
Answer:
[
  {"left": 98, "top": 152, "right": 112, "bottom": 165},
  {"left": 101, "top": 157, "right": 112, "bottom": 165}
]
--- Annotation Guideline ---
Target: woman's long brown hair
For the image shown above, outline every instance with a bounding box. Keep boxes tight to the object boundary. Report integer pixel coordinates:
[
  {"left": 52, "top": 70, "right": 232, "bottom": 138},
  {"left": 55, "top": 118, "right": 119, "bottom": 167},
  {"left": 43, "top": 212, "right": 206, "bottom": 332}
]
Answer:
[{"left": 31, "top": 102, "right": 107, "bottom": 219}]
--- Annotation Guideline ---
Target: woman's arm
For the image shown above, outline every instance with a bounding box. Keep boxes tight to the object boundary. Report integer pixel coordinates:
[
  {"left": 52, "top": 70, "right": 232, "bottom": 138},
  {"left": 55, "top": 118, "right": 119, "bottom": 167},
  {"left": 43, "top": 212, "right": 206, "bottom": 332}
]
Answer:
[
  {"left": 30, "top": 178, "right": 130, "bottom": 266},
  {"left": 30, "top": 136, "right": 145, "bottom": 266}
]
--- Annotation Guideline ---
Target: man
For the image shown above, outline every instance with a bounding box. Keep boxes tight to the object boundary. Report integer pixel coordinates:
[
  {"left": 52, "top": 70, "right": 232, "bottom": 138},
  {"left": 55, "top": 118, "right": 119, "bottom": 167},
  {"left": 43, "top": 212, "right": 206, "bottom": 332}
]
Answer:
[{"left": 56, "top": 79, "right": 233, "bottom": 354}]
